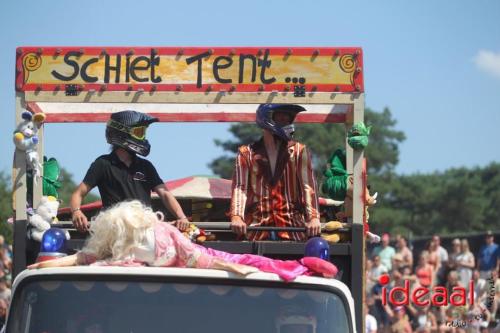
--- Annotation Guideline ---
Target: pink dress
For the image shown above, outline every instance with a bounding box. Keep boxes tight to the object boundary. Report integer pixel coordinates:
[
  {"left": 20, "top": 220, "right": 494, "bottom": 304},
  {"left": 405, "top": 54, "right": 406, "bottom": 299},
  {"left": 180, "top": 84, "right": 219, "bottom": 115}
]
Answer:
[{"left": 82, "top": 222, "right": 337, "bottom": 282}]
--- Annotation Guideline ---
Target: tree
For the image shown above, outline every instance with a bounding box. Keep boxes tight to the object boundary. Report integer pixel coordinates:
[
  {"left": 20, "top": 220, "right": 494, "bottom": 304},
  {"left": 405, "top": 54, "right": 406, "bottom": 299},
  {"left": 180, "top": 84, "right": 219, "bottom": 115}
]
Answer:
[
  {"left": 0, "top": 167, "right": 99, "bottom": 243},
  {"left": 0, "top": 172, "right": 13, "bottom": 242},
  {"left": 209, "top": 107, "right": 406, "bottom": 179},
  {"left": 209, "top": 106, "right": 500, "bottom": 237},
  {"left": 57, "top": 168, "right": 99, "bottom": 207},
  {"left": 368, "top": 164, "right": 500, "bottom": 236}
]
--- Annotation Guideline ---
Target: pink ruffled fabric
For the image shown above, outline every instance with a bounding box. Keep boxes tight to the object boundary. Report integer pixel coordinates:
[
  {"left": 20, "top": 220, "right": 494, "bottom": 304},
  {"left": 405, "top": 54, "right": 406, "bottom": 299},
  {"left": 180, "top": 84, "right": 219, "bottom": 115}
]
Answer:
[
  {"left": 80, "top": 222, "right": 338, "bottom": 282},
  {"left": 196, "top": 246, "right": 338, "bottom": 282}
]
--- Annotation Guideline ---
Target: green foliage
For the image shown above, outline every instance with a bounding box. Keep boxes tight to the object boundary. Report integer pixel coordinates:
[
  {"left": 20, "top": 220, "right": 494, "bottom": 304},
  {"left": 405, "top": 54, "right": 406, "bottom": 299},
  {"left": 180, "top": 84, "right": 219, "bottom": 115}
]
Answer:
[
  {"left": 0, "top": 172, "right": 13, "bottom": 242},
  {"left": 208, "top": 106, "right": 500, "bottom": 236},
  {"left": 368, "top": 164, "right": 500, "bottom": 236},
  {"left": 0, "top": 167, "right": 99, "bottom": 243},
  {"left": 57, "top": 168, "right": 99, "bottom": 207},
  {"left": 209, "top": 107, "right": 405, "bottom": 178},
  {"left": 209, "top": 123, "right": 262, "bottom": 179},
  {"left": 364, "top": 108, "right": 406, "bottom": 174}
]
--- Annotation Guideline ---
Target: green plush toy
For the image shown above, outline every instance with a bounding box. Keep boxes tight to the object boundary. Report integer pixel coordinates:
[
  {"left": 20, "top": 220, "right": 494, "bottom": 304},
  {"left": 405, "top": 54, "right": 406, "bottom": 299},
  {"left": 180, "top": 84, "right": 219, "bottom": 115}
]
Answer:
[
  {"left": 347, "top": 122, "right": 371, "bottom": 150},
  {"left": 27, "top": 156, "right": 61, "bottom": 198},
  {"left": 322, "top": 149, "right": 348, "bottom": 201},
  {"left": 42, "top": 157, "right": 61, "bottom": 198}
]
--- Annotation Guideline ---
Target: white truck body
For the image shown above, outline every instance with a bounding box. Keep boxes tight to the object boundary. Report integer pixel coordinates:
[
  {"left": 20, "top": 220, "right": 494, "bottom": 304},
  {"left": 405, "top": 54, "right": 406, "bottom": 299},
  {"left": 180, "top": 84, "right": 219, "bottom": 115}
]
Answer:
[{"left": 5, "top": 266, "right": 356, "bottom": 333}]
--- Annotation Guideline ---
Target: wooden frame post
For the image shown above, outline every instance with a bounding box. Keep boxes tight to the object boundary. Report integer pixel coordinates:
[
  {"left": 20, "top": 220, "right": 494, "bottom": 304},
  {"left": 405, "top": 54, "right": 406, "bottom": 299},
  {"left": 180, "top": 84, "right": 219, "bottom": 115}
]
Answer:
[
  {"left": 13, "top": 46, "right": 366, "bottom": 332},
  {"left": 346, "top": 94, "right": 365, "bottom": 333},
  {"left": 13, "top": 92, "right": 28, "bottom": 277}
]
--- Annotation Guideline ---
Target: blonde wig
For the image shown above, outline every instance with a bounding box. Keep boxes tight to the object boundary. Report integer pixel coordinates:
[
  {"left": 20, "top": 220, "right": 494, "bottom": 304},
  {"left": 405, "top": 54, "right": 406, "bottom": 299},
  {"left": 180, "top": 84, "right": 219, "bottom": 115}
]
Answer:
[{"left": 82, "top": 200, "right": 159, "bottom": 261}]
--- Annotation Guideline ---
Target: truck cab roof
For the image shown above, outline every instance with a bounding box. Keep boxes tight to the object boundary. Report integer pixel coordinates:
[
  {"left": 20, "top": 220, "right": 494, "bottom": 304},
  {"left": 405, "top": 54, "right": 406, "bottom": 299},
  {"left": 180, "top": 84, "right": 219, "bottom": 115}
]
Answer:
[{"left": 8, "top": 266, "right": 356, "bottom": 333}]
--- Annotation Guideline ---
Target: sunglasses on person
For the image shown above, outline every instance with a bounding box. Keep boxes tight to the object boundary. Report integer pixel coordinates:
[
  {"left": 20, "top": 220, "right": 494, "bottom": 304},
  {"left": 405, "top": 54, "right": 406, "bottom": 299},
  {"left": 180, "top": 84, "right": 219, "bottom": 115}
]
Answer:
[{"left": 107, "top": 120, "right": 148, "bottom": 140}]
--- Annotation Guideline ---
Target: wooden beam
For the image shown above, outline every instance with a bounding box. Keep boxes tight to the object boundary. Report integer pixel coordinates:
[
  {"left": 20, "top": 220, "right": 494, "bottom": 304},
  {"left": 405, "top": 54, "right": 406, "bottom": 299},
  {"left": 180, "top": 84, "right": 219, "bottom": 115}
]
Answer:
[
  {"left": 25, "top": 91, "right": 362, "bottom": 105},
  {"left": 27, "top": 102, "right": 352, "bottom": 123}
]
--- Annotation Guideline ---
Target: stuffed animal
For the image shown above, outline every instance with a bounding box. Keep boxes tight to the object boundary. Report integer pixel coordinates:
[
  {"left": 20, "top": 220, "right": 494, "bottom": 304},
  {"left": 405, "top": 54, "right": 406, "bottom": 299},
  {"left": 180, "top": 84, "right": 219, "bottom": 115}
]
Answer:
[
  {"left": 322, "top": 149, "right": 380, "bottom": 243},
  {"left": 322, "top": 149, "right": 349, "bottom": 201},
  {"left": 28, "top": 196, "right": 70, "bottom": 242},
  {"left": 182, "top": 223, "right": 215, "bottom": 243},
  {"left": 347, "top": 122, "right": 371, "bottom": 150},
  {"left": 13, "top": 111, "right": 46, "bottom": 182},
  {"left": 321, "top": 221, "right": 346, "bottom": 243},
  {"left": 336, "top": 178, "right": 380, "bottom": 243}
]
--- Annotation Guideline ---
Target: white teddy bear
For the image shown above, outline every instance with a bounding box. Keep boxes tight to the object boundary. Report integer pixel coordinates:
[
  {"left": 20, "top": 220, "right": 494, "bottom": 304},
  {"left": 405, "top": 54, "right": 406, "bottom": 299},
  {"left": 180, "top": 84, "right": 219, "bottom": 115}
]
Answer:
[
  {"left": 13, "top": 111, "right": 46, "bottom": 182},
  {"left": 28, "top": 196, "right": 70, "bottom": 242}
]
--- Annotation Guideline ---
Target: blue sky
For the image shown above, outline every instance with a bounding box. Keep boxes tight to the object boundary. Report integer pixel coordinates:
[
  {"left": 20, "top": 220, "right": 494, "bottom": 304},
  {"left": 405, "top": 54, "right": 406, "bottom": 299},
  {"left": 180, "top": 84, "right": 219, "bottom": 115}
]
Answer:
[{"left": 1, "top": 0, "right": 499, "bottom": 185}]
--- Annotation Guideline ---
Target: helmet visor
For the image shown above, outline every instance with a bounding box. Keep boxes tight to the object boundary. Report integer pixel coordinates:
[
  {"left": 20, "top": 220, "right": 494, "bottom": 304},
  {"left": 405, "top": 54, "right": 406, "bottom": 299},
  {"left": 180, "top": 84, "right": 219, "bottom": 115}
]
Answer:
[
  {"left": 130, "top": 126, "right": 147, "bottom": 140},
  {"left": 107, "top": 120, "right": 148, "bottom": 141}
]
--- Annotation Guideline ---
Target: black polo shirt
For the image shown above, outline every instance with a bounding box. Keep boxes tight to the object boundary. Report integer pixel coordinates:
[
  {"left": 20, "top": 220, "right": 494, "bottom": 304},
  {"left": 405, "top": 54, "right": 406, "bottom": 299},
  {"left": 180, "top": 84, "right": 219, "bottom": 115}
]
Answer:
[{"left": 83, "top": 152, "right": 164, "bottom": 208}]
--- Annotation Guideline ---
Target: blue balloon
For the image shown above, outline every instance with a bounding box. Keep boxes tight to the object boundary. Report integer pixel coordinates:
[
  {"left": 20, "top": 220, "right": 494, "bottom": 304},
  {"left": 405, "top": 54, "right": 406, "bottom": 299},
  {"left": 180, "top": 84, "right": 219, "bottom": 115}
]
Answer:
[
  {"left": 304, "top": 237, "right": 330, "bottom": 260},
  {"left": 40, "top": 228, "right": 67, "bottom": 253}
]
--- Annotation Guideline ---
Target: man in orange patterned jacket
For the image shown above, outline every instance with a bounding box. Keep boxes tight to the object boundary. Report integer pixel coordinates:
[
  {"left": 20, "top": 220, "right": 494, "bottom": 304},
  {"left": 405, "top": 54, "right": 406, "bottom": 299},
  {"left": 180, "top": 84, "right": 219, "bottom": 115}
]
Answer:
[{"left": 230, "top": 104, "right": 321, "bottom": 241}]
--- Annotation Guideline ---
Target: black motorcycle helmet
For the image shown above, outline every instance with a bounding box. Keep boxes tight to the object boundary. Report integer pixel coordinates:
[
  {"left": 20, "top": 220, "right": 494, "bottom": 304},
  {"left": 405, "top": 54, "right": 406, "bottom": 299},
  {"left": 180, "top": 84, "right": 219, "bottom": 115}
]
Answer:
[
  {"left": 256, "top": 104, "right": 306, "bottom": 141},
  {"left": 105, "top": 110, "right": 159, "bottom": 156}
]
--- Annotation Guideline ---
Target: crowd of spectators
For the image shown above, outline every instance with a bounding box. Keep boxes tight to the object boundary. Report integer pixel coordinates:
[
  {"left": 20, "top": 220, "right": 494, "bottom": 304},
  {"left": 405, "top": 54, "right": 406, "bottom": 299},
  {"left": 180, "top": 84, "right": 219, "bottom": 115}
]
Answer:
[
  {"left": 0, "top": 225, "right": 496, "bottom": 333},
  {"left": 0, "top": 235, "right": 12, "bottom": 327},
  {"left": 365, "top": 232, "right": 500, "bottom": 333}
]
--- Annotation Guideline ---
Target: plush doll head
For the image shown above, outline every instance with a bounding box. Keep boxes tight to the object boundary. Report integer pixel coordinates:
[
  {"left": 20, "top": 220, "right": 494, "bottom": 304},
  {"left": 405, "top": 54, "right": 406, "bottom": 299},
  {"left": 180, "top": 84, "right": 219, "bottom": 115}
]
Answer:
[
  {"left": 13, "top": 111, "right": 46, "bottom": 152},
  {"left": 13, "top": 111, "right": 46, "bottom": 180},
  {"left": 36, "top": 196, "right": 60, "bottom": 223},
  {"left": 28, "top": 195, "right": 66, "bottom": 242}
]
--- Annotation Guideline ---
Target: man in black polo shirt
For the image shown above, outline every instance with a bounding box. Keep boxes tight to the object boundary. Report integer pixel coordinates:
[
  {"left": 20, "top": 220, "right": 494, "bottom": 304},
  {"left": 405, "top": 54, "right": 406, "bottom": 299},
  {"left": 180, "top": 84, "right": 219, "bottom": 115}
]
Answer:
[{"left": 70, "top": 110, "right": 190, "bottom": 232}]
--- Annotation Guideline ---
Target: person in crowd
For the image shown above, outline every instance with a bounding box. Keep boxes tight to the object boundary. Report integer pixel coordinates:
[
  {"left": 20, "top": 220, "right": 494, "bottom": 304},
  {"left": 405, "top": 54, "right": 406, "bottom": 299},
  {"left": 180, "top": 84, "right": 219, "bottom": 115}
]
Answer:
[
  {"left": 372, "top": 233, "right": 396, "bottom": 271},
  {"left": 371, "top": 283, "right": 390, "bottom": 333},
  {"left": 229, "top": 104, "right": 321, "bottom": 241},
  {"left": 365, "top": 302, "right": 378, "bottom": 333},
  {"left": 366, "top": 258, "right": 376, "bottom": 298},
  {"left": 422, "top": 239, "right": 441, "bottom": 283},
  {"left": 448, "top": 238, "right": 462, "bottom": 271},
  {"left": 400, "top": 266, "right": 417, "bottom": 286},
  {"left": 415, "top": 253, "right": 434, "bottom": 288},
  {"left": 491, "top": 268, "right": 499, "bottom": 326},
  {"left": 71, "top": 110, "right": 190, "bottom": 233},
  {"left": 370, "top": 255, "right": 389, "bottom": 283},
  {"left": 392, "top": 253, "right": 407, "bottom": 273},
  {"left": 396, "top": 236, "right": 413, "bottom": 270},
  {"left": 388, "top": 270, "right": 406, "bottom": 304},
  {"left": 407, "top": 304, "right": 437, "bottom": 333},
  {"left": 0, "top": 278, "right": 11, "bottom": 302},
  {"left": 456, "top": 239, "right": 475, "bottom": 292},
  {"left": 384, "top": 305, "right": 413, "bottom": 333},
  {"left": 432, "top": 235, "right": 448, "bottom": 284},
  {"left": 0, "top": 299, "right": 7, "bottom": 327},
  {"left": 446, "top": 270, "right": 464, "bottom": 291},
  {"left": 0, "top": 247, "right": 11, "bottom": 275},
  {"left": 477, "top": 231, "right": 499, "bottom": 280},
  {"left": 472, "top": 269, "right": 488, "bottom": 304},
  {"left": 439, "top": 270, "right": 466, "bottom": 332},
  {"left": 29, "top": 201, "right": 337, "bottom": 282}
]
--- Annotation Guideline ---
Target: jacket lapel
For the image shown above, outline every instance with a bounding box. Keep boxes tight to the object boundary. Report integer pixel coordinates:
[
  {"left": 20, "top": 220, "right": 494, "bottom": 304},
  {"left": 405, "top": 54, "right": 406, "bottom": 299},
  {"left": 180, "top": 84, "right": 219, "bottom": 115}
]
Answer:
[
  {"left": 270, "top": 140, "right": 295, "bottom": 186},
  {"left": 251, "top": 139, "right": 273, "bottom": 184}
]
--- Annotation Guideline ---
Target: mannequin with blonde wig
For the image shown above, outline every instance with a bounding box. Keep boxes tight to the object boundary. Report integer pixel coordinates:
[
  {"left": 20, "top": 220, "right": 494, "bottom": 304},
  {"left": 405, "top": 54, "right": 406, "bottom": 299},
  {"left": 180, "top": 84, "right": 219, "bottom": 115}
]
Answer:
[
  {"left": 83, "top": 200, "right": 162, "bottom": 261},
  {"left": 29, "top": 201, "right": 338, "bottom": 281}
]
